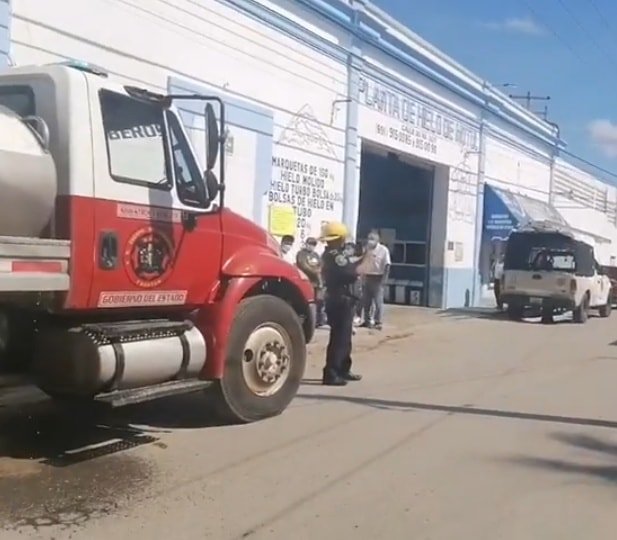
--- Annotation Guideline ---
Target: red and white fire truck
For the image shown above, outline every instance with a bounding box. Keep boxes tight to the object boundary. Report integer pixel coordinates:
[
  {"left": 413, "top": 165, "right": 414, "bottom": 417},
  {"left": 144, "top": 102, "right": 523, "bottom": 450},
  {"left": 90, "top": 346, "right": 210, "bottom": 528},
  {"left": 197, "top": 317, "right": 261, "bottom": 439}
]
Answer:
[{"left": 0, "top": 61, "right": 315, "bottom": 423}]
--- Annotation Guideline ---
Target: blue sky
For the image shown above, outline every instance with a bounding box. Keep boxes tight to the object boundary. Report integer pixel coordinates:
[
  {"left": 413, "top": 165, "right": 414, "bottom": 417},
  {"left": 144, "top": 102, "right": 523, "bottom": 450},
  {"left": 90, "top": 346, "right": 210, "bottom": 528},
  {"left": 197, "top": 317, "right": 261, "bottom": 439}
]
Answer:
[{"left": 372, "top": 0, "right": 617, "bottom": 180}]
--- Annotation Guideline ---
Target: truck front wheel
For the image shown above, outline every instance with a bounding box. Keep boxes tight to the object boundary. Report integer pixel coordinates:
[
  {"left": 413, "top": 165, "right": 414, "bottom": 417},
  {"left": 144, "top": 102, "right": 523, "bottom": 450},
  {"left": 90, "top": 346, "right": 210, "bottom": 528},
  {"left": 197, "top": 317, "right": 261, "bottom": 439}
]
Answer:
[
  {"left": 573, "top": 294, "right": 590, "bottom": 324},
  {"left": 209, "top": 295, "right": 307, "bottom": 423}
]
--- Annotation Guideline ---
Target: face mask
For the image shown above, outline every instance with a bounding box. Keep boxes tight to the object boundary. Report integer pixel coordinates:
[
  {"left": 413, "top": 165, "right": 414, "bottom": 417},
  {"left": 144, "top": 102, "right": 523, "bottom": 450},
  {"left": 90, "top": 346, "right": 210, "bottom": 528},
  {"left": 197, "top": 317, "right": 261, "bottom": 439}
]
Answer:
[
  {"left": 306, "top": 245, "right": 316, "bottom": 253},
  {"left": 344, "top": 248, "right": 354, "bottom": 257},
  {"left": 281, "top": 244, "right": 291, "bottom": 254},
  {"left": 367, "top": 240, "right": 378, "bottom": 249}
]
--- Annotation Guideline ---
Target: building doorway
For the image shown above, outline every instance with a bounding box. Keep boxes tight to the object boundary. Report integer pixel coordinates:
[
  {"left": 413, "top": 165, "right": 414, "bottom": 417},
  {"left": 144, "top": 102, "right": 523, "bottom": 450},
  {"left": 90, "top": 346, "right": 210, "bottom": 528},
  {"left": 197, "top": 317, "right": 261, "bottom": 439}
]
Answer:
[{"left": 356, "top": 144, "right": 435, "bottom": 306}]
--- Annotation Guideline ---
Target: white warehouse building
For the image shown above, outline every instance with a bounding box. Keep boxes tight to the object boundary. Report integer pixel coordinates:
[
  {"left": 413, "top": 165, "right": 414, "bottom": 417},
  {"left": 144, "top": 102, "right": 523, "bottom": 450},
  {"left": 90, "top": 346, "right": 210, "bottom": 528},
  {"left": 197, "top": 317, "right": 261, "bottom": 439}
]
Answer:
[{"left": 2, "top": 0, "right": 617, "bottom": 308}]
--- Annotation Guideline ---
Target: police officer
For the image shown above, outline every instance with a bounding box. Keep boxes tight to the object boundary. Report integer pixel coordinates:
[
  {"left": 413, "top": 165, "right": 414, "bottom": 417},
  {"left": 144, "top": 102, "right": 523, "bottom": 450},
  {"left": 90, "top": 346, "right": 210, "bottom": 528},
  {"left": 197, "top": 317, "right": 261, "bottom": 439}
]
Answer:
[
  {"left": 320, "top": 222, "right": 368, "bottom": 386},
  {"left": 296, "top": 237, "right": 326, "bottom": 327}
]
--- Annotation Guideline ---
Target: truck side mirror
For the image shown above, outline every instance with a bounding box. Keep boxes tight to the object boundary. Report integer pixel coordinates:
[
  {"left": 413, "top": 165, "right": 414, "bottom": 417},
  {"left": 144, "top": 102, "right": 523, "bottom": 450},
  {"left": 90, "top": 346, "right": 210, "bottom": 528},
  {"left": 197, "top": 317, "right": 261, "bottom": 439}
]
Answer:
[
  {"left": 204, "top": 170, "right": 220, "bottom": 203},
  {"left": 205, "top": 103, "right": 219, "bottom": 172}
]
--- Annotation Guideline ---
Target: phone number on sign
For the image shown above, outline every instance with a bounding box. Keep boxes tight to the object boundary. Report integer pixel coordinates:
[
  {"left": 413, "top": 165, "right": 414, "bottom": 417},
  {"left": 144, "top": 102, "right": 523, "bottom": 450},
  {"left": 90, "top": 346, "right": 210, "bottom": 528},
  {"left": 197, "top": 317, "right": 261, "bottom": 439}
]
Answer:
[{"left": 376, "top": 124, "right": 438, "bottom": 155}]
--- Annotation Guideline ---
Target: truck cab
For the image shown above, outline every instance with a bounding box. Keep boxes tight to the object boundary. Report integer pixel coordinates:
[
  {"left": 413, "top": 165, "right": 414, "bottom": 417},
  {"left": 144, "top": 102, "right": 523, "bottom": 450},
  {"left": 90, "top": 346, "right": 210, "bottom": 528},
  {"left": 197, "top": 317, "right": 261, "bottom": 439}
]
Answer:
[{"left": 0, "top": 62, "right": 315, "bottom": 422}]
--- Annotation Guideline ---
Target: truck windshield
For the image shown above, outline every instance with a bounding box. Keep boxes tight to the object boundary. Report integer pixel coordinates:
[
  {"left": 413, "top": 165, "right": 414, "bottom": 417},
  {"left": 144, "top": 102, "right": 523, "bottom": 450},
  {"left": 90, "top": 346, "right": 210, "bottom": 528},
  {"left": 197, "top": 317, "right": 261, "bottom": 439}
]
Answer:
[
  {"left": 505, "top": 232, "right": 580, "bottom": 273},
  {"left": 100, "top": 90, "right": 170, "bottom": 189},
  {"left": 100, "top": 90, "right": 207, "bottom": 206}
]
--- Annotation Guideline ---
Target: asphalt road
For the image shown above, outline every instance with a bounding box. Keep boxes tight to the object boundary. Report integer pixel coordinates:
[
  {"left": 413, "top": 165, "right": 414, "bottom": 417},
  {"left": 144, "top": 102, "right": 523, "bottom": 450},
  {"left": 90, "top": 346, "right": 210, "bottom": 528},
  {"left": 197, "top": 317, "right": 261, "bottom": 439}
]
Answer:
[{"left": 2, "top": 309, "right": 617, "bottom": 539}]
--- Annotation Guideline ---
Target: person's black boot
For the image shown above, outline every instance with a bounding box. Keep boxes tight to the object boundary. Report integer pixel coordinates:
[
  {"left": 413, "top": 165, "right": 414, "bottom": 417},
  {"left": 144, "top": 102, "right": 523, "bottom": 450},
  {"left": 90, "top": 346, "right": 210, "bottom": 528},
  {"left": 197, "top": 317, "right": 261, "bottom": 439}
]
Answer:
[
  {"left": 323, "top": 375, "right": 348, "bottom": 386},
  {"left": 323, "top": 369, "right": 348, "bottom": 386}
]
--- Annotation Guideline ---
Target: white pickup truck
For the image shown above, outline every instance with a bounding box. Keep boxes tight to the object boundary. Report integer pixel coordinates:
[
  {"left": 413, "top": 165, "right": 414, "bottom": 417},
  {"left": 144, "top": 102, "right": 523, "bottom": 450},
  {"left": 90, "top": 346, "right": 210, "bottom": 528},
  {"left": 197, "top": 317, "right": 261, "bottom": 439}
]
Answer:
[{"left": 501, "top": 227, "right": 612, "bottom": 323}]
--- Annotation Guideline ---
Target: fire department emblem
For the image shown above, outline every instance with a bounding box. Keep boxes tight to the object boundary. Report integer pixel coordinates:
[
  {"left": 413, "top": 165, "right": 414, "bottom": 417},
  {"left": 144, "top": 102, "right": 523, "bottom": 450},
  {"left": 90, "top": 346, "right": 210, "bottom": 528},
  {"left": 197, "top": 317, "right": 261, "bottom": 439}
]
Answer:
[{"left": 124, "top": 227, "right": 174, "bottom": 288}]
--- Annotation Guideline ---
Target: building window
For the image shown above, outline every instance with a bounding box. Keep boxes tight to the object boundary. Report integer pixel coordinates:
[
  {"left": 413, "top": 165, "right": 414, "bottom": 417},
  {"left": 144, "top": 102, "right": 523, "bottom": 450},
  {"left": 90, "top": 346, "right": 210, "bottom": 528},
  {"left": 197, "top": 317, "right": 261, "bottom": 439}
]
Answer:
[
  {"left": 0, "top": 86, "right": 36, "bottom": 117},
  {"left": 100, "top": 90, "right": 171, "bottom": 190}
]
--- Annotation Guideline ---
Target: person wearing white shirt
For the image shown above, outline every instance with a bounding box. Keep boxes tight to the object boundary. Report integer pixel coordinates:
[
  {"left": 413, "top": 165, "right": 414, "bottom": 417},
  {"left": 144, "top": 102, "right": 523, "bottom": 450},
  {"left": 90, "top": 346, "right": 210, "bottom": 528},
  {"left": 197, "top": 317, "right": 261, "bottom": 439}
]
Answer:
[
  {"left": 360, "top": 230, "right": 391, "bottom": 330},
  {"left": 280, "top": 234, "right": 295, "bottom": 264}
]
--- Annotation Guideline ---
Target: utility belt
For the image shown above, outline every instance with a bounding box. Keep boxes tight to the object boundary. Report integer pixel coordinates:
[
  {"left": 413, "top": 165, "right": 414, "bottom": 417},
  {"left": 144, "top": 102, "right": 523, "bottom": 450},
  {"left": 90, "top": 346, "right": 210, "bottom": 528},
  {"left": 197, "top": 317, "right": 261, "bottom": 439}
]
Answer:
[{"left": 325, "top": 284, "right": 359, "bottom": 304}]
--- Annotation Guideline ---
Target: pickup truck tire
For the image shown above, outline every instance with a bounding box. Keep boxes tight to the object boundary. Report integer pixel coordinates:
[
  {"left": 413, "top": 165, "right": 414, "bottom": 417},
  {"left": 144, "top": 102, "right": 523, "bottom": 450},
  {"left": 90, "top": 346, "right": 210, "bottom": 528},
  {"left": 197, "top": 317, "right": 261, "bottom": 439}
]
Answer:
[
  {"left": 209, "top": 295, "right": 307, "bottom": 424},
  {"left": 573, "top": 294, "right": 590, "bottom": 324},
  {"left": 599, "top": 301, "right": 612, "bottom": 318}
]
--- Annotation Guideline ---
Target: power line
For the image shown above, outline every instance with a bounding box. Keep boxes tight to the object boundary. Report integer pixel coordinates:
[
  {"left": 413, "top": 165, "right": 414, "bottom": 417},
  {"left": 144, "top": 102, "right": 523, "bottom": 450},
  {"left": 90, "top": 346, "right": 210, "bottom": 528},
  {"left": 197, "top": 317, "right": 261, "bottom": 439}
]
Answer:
[
  {"left": 586, "top": 0, "right": 617, "bottom": 41},
  {"left": 517, "top": 0, "right": 588, "bottom": 65},
  {"left": 554, "top": 0, "right": 617, "bottom": 71}
]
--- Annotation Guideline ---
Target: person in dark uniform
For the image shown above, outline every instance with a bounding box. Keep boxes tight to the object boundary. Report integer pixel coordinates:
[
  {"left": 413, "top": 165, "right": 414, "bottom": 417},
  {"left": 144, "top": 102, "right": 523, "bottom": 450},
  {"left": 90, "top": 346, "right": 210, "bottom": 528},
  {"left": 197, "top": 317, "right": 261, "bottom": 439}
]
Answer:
[
  {"left": 320, "top": 222, "right": 368, "bottom": 386},
  {"left": 296, "top": 237, "right": 326, "bottom": 327}
]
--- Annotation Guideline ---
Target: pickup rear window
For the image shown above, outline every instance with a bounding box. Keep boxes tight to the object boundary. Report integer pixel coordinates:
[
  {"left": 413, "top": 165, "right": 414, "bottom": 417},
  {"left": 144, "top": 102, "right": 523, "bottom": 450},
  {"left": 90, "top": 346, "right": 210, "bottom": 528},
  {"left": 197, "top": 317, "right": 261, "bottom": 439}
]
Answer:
[
  {"left": 505, "top": 232, "right": 595, "bottom": 276},
  {"left": 0, "top": 86, "right": 35, "bottom": 117}
]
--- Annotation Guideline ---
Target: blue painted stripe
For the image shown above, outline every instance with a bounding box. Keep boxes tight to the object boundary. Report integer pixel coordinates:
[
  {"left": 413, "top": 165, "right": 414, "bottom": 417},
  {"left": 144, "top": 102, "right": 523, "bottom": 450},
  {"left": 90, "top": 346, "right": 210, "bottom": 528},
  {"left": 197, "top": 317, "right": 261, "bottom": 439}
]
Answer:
[
  {"left": 218, "top": 0, "right": 348, "bottom": 63},
  {"left": 254, "top": 133, "right": 273, "bottom": 225}
]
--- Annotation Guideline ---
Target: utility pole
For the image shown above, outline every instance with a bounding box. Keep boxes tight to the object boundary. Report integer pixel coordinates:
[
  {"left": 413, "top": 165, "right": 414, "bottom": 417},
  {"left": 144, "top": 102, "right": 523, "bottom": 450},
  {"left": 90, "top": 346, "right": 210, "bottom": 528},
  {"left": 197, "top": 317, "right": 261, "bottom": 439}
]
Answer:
[{"left": 508, "top": 91, "right": 551, "bottom": 119}]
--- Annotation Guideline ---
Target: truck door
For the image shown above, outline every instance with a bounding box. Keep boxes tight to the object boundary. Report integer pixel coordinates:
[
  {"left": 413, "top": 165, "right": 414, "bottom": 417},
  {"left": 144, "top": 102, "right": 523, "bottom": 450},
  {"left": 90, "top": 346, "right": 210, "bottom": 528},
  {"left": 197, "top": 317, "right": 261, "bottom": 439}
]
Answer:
[{"left": 88, "top": 87, "right": 223, "bottom": 310}]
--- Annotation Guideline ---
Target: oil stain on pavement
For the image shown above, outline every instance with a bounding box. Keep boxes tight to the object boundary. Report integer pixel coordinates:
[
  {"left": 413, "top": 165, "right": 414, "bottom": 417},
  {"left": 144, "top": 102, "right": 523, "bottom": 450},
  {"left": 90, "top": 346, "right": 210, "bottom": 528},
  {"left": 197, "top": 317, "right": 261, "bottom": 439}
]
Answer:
[{"left": 0, "top": 409, "right": 159, "bottom": 534}]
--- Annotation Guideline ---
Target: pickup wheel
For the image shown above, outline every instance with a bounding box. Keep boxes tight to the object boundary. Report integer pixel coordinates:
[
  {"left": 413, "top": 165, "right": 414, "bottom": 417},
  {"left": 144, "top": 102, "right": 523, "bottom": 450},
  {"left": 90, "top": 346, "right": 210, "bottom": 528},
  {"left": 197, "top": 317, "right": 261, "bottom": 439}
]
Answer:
[
  {"left": 599, "top": 300, "right": 612, "bottom": 318},
  {"left": 209, "top": 295, "right": 306, "bottom": 424},
  {"left": 573, "top": 294, "right": 590, "bottom": 324}
]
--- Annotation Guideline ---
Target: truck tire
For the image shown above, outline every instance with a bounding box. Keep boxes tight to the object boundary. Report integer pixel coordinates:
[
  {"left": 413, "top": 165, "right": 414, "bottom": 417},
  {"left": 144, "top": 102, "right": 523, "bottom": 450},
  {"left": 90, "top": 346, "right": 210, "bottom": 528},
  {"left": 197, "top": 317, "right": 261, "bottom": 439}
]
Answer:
[
  {"left": 209, "top": 295, "right": 306, "bottom": 424},
  {"left": 599, "top": 301, "right": 612, "bottom": 318},
  {"left": 573, "top": 294, "right": 590, "bottom": 324}
]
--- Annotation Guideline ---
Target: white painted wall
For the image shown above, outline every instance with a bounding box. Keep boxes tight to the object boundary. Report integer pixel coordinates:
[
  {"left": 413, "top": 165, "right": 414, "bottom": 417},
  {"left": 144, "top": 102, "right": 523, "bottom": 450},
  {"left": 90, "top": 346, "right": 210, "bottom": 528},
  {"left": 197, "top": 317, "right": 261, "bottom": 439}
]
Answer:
[
  {"left": 484, "top": 130, "right": 552, "bottom": 202},
  {"left": 10, "top": 0, "right": 347, "bottom": 248},
  {"left": 553, "top": 158, "right": 617, "bottom": 264}
]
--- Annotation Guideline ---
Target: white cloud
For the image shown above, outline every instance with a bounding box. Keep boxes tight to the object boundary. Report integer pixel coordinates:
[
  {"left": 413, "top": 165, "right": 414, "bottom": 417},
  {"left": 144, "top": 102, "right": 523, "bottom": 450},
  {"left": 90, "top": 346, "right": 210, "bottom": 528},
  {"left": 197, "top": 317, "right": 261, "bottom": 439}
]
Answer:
[
  {"left": 482, "top": 17, "right": 545, "bottom": 36},
  {"left": 588, "top": 119, "right": 617, "bottom": 158}
]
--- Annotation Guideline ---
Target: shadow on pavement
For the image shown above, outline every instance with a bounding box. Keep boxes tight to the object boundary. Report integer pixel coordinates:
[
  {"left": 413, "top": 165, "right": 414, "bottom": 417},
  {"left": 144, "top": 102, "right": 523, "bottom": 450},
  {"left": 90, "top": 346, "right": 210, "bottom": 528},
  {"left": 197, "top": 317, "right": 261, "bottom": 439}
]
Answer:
[
  {"left": 0, "top": 391, "right": 233, "bottom": 532},
  {"left": 438, "top": 307, "right": 508, "bottom": 321},
  {"left": 0, "top": 391, "right": 226, "bottom": 467},
  {"left": 439, "top": 307, "right": 575, "bottom": 325},
  {"left": 508, "top": 431, "right": 617, "bottom": 485},
  {"left": 509, "top": 456, "right": 617, "bottom": 484},
  {"left": 296, "top": 393, "right": 617, "bottom": 430}
]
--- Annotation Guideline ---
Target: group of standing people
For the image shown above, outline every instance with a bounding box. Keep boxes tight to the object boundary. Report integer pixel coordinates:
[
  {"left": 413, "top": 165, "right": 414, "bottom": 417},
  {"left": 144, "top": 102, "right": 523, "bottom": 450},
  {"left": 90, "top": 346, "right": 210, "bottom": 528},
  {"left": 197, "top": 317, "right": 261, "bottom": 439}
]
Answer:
[{"left": 279, "top": 224, "right": 391, "bottom": 386}]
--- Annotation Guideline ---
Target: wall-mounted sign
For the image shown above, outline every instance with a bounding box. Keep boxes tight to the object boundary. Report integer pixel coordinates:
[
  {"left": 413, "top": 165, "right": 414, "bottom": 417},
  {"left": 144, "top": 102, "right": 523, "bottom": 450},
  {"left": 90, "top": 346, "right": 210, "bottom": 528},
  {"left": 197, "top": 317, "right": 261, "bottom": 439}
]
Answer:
[
  {"left": 268, "top": 204, "right": 296, "bottom": 236},
  {"left": 358, "top": 75, "right": 480, "bottom": 164}
]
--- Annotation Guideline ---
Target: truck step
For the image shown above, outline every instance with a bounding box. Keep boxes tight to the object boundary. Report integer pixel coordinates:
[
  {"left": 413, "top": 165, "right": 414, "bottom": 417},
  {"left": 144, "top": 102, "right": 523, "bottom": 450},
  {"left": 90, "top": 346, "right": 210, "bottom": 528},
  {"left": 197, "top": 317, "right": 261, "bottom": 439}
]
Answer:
[
  {"left": 82, "top": 319, "right": 192, "bottom": 343},
  {"left": 94, "top": 379, "right": 212, "bottom": 408}
]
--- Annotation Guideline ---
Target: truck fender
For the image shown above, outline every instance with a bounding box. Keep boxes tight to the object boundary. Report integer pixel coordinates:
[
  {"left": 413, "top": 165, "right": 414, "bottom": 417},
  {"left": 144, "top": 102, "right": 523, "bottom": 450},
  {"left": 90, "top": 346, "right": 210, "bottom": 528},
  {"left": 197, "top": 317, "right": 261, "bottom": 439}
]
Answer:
[
  {"left": 195, "top": 276, "right": 260, "bottom": 380},
  {"left": 222, "top": 245, "right": 305, "bottom": 281}
]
